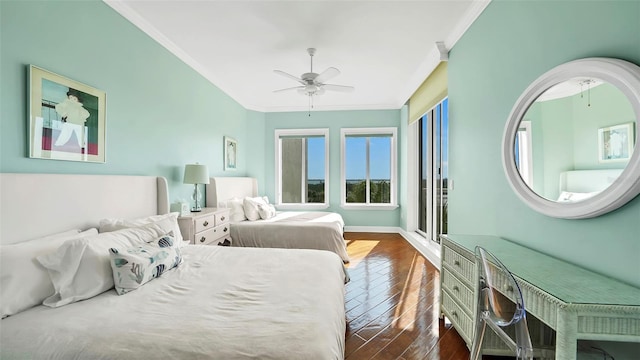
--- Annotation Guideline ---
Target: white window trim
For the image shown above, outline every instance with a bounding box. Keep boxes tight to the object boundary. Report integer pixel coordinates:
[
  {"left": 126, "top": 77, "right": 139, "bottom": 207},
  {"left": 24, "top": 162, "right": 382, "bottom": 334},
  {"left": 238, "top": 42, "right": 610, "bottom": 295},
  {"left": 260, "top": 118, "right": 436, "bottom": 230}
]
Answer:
[
  {"left": 516, "top": 121, "right": 533, "bottom": 188},
  {"left": 274, "top": 128, "right": 329, "bottom": 208},
  {"left": 340, "top": 127, "right": 398, "bottom": 209}
]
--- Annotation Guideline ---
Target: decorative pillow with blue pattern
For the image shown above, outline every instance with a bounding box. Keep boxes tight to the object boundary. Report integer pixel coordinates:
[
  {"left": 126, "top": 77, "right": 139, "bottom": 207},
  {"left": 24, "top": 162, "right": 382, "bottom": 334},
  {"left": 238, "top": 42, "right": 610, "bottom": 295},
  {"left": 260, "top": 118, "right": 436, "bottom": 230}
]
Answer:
[{"left": 109, "top": 235, "right": 182, "bottom": 295}]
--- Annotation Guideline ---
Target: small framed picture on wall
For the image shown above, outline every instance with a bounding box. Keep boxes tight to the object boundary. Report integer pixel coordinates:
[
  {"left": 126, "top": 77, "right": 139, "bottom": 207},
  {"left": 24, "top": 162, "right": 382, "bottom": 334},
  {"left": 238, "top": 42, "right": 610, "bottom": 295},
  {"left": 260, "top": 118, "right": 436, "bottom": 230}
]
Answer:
[
  {"left": 224, "top": 136, "right": 237, "bottom": 171},
  {"left": 597, "top": 122, "right": 634, "bottom": 163}
]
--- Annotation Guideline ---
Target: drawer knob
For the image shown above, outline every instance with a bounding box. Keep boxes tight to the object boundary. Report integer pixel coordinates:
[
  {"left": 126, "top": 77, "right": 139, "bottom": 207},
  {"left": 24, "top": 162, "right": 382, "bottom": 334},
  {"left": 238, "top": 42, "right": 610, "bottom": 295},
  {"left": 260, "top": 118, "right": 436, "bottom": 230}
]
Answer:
[
  {"left": 453, "top": 285, "right": 459, "bottom": 292},
  {"left": 203, "top": 221, "right": 209, "bottom": 227},
  {"left": 220, "top": 216, "right": 225, "bottom": 221},
  {"left": 199, "top": 236, "right": 206, "bottom": 243},
  {"left": 451, "top": 311, "right": 458, "bottom": 318},
  {"left": 454, "top": 260, "right": 460, "bottom": 266},
  {"left": 506, "top": 285, "right": 514, "bottom": 293},
  {"left": 223, "top": 227, "right": 228, "bottom": 232}
]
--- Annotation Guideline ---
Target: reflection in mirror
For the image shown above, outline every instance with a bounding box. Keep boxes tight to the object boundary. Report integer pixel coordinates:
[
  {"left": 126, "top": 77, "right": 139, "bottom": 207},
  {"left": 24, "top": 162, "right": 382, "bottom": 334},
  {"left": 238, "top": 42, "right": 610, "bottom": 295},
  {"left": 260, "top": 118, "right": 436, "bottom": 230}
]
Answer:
[{"left": 515, "top": 77, "right": 636, "bottom": 203}]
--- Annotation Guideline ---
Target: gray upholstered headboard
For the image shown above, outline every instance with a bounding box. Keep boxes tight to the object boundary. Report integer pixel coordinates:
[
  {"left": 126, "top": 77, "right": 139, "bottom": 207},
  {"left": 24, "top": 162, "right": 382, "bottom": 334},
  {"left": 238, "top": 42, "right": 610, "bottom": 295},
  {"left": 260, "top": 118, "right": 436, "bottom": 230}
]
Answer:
[
  {"left": 206, "top": 177, "right": 258, "bottom": 207},
  {"left": 0, "top": 173, "right": 169, "bottom": 245}
]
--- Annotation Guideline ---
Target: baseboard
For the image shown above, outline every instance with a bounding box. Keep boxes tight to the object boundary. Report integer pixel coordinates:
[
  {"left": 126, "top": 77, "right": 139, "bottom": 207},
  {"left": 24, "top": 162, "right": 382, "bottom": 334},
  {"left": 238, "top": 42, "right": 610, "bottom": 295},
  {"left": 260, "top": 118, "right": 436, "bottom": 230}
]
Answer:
[
  {"left": 343, "top": 226, "right": 442, "bottom": 269},
  {"left": 399, "top": 230, "right": 441, "bottom": 269},
  {"left": 344, "top": 226, "right": 403, "bottom": 233}
]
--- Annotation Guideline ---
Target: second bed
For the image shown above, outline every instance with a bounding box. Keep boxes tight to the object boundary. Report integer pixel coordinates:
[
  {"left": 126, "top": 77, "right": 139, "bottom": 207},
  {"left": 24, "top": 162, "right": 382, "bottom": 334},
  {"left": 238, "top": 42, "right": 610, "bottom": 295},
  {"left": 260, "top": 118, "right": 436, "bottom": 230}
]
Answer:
[{"left": 207, "top": 177, "right": 349, "bottom": 262}]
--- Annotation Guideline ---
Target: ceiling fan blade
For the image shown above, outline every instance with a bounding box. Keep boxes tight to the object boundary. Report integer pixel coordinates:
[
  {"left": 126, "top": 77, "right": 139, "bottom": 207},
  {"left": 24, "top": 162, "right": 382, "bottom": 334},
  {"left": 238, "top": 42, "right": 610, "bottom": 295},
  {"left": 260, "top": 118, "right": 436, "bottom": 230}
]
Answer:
[
  {"left": 314, "top": 67, "right": 340, "bottom": 84},
  {"left": 274, "top": 70, "right": 305, "bottom": 85},
  {"left": 273, "top": 86, "right": 304, "bottom": 93},
  {"left": 322, "top": 84, "right": 354, "bottom": 93}
]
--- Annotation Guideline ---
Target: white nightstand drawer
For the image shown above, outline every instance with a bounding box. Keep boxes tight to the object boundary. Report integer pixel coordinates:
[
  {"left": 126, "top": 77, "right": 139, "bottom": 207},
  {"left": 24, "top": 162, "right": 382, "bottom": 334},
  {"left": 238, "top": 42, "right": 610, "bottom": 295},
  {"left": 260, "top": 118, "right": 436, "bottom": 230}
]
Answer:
[
  {"left": 211, "top": 223, "right": 229, "bottom": 238},
  {"left": 215, "top": 211, "right": 229, "bottom": 226},
  {"left": 194, "top": 227, "right": 217, "bottom": 245},
  {"left": 194, "top": 214, "right": 215, "bottom": 233}
]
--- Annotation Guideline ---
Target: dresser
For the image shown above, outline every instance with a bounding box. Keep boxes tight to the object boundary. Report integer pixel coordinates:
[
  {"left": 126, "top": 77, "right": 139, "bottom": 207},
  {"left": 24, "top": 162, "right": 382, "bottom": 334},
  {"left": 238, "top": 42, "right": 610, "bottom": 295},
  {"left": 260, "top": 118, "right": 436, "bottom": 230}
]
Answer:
[
  {"left": 440, "top": 234, "right": 640, "bottom": 359},
  {"left": 178, "top": 207, "right": 231, "bottom": 246}
]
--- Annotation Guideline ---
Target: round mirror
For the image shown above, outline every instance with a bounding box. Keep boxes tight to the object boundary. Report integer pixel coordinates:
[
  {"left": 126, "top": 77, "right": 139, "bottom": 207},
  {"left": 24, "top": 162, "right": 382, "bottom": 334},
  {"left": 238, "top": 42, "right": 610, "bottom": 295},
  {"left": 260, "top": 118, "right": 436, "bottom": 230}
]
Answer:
[{"left": 502, "top": 58, "right": 640, "bottom": 219}]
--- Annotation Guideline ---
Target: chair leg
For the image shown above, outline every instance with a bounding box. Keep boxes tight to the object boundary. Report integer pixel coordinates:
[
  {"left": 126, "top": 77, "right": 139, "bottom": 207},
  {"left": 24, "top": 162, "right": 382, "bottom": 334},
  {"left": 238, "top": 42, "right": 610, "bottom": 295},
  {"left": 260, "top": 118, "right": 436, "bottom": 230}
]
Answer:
[
  {"left": 514, "top": 316, "right": 534, "bottom": 360},
  {"left": 469, "top": 319, "right": 487, "bottom": 360}
]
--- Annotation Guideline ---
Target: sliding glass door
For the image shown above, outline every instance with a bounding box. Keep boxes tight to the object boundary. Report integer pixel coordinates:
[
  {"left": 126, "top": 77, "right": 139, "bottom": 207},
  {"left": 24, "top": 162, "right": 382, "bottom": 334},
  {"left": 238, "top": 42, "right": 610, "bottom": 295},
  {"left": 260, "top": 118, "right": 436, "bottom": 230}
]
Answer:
[{"left": 418, "top": 98, "right": 448, "bottom": 243}]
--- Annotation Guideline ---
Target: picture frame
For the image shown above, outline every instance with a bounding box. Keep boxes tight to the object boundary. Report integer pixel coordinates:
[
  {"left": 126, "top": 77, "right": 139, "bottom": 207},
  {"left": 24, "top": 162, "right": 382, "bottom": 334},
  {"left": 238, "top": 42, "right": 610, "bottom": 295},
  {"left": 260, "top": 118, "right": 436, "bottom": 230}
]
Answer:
[
  {"left": 28, "top": 65, "right": 106, "bottom": 163},
  {"left": 597, "top": 122, "right": 635, "bottom": 163},
  {"left": 224, "top": 136, "right": 237, "bottom": 171}
]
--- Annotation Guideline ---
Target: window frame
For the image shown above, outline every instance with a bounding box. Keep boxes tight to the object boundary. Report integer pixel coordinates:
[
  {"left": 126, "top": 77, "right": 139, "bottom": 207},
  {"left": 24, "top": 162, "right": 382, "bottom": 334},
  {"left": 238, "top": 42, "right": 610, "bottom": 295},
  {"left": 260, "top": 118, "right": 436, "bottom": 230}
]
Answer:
[
  {"left": 340, "top": 127, "right": 398, "bottom": 210},
  {"left": 515, "top": 120, "right": 533, "bottom": 188},
  {"left": 274, "top": 128, "right": 329, "bottom": 210}
]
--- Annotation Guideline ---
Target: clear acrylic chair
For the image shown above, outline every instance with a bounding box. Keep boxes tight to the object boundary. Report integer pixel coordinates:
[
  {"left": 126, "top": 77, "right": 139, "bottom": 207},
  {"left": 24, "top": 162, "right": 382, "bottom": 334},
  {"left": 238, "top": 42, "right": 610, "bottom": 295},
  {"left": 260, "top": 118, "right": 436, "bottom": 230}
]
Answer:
[{"left": 469, "top": 246, "right": 534, "bottom": 360}]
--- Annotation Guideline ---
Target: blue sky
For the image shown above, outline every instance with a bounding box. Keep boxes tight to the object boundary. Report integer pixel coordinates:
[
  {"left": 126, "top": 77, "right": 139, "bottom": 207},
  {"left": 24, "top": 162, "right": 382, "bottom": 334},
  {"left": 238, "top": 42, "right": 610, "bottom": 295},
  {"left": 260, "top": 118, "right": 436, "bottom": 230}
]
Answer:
[
  {"left": 307, "top": 136, "right": 391, "bottom": 180},
  {"left": 307, "top": 98, "right": 448, "bottom": 181},
  {"left": 421, "top": 98, "right": 449, "bottom": 179}
]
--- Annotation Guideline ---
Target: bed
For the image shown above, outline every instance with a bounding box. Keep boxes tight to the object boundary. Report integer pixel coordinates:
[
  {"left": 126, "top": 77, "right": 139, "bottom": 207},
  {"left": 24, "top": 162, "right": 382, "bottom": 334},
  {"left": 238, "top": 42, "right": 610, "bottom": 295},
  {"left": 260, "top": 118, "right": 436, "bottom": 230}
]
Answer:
[
  {"left": 0, "top": 173, "right": 347, "bottom": 359},
  {"left": 206, "top": 177, "right": 350, "bottom": 262},
  {"left": 557, "top": 168, "right": 623, "bottom": 202}
]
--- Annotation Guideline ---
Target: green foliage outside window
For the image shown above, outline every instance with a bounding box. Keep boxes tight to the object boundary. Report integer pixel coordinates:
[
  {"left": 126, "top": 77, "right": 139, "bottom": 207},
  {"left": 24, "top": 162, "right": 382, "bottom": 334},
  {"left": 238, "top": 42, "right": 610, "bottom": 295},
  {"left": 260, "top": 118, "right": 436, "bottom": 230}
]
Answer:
[
  {"left": 307, "top": 182, "right": 325, "bottom": 203},
  {"left": 346, "top": 180, "right": 390, "bottom": 203}
]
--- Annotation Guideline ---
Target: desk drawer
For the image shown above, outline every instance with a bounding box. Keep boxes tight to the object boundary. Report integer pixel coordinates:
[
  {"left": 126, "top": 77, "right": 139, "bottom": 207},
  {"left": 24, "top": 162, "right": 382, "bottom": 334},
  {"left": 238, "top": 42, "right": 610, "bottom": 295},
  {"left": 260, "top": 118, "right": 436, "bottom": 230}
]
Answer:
[
  {"left": 442, "top": 290, "right": 474, "bottom": 344},
  {"left": 442, "top": 268, "right": 475, "bottom": 314},
  {"left": 442, "top": 245, "right": 475, "bottom": 283}
]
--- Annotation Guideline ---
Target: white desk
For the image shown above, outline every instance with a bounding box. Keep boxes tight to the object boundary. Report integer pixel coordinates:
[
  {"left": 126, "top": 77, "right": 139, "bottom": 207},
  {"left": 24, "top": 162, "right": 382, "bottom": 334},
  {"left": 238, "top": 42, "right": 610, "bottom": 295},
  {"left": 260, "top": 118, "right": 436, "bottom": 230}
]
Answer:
[{"left": 440, "top": 234, "right": 640, "bottom": 359}]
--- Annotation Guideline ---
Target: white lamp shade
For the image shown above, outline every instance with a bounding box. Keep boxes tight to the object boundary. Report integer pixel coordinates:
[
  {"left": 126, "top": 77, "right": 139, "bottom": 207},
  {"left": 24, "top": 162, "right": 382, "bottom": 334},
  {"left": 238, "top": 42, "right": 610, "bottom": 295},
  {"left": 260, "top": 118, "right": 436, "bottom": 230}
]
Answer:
[{"left": 183, "top": 164, "right": 210, "bottom": 184}]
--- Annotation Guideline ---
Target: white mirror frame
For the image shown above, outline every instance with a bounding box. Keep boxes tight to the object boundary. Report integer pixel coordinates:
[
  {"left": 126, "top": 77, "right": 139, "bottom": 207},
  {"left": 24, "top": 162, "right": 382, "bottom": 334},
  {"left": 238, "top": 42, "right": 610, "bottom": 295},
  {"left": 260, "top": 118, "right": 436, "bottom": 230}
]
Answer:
[{"left": 502, "top": 57, "right": 640, "bottom": 219}]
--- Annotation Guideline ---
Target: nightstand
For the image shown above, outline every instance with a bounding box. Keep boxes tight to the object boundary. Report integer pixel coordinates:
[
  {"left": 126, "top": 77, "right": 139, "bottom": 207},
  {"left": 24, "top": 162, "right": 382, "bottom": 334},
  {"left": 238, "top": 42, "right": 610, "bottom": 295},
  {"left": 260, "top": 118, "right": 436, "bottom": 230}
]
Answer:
[{"left": 177, "top": 207, "right": 231, "bottom": 246}]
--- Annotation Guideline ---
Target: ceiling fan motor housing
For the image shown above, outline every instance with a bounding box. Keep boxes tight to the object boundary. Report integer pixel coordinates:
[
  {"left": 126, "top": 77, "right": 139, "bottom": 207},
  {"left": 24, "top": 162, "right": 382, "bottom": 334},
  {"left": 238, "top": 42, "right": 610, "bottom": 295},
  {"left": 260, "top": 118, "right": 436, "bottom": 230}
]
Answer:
[{"left": 301, "top": 72, "right": 318, "bottom": 83}]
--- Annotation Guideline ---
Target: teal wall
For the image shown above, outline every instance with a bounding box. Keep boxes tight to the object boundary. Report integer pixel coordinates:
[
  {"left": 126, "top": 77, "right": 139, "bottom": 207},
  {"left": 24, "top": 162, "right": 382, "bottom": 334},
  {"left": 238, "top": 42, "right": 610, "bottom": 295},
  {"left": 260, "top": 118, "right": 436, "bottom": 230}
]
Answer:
[
  {"left": 0, "top": 0, "right": 251, "bottom": 208},
  {"left": 263, "top": 110, "right": 402, "bottom": 227},
  {"left": 448, "top": 0, "right": 640, "bottom": 287}
]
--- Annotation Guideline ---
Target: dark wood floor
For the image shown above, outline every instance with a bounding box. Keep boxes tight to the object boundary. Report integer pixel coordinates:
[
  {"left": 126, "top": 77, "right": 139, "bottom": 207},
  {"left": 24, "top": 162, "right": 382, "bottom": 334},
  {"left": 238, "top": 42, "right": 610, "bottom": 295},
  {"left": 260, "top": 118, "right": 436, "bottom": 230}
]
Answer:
[{"left": 343, "top": 232, "right": 469, "bottom": 360}]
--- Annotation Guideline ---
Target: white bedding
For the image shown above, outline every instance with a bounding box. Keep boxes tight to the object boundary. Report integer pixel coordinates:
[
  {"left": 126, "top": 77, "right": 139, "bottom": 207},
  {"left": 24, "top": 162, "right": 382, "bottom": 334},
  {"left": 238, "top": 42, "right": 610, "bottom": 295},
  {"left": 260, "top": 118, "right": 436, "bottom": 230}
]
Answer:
[
  {"left": 0, "top": 245, "right": 347, "bottom": 360},
  {"left": 230, "top": 211, "right": 350, "bottom": 262}
]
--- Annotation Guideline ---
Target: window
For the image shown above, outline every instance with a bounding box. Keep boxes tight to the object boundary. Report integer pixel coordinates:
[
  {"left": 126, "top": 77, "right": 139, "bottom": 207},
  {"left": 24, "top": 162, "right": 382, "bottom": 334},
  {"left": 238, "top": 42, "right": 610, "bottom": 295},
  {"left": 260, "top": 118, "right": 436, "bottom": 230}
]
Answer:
[
  {"left": 275, "top": 129, "right": 329, "bottom": 209},
  {"left": 418, "top": 98, "right": 448, "bottom": 243},
  {"left": 515, "top": 121, "right": 533, "bottom": 188},
  {"left": 340, "top": 127, "right": 397, "bottom": 209}
]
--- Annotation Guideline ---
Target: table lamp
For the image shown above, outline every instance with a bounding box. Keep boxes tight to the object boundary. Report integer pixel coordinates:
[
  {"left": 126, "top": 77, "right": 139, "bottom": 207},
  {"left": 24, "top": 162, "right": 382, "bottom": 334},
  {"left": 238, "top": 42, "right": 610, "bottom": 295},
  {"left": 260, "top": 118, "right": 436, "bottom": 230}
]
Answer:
[{"left": 183, "top": 163, "right": 210, "bottom": 212}]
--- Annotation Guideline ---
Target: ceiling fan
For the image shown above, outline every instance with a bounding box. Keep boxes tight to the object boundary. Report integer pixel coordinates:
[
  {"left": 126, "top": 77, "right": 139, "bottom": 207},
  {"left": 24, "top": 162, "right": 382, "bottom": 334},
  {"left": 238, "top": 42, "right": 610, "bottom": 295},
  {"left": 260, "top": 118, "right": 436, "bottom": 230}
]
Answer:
[{"left": 273, "top": 48, "right": 354, "bottom": 98}]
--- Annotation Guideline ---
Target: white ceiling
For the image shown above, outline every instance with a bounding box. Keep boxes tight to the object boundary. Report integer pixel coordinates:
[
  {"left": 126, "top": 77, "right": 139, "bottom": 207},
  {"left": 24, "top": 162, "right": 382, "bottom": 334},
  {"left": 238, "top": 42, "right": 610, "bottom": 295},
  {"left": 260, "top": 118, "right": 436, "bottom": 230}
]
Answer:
[{"left": 105, "top": 0, "right": 489, "bottom": 113}]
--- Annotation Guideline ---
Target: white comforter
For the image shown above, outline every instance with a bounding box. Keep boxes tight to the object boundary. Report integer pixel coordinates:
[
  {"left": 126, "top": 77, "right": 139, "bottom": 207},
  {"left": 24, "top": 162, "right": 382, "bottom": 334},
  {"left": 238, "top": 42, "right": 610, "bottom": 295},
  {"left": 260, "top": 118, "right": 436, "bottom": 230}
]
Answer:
[
  {"left": 0, "top": 246, "right": 347, "bottom": 360},
  {"left": 231, "top": 211, "right": 350, "bottom": 262}
]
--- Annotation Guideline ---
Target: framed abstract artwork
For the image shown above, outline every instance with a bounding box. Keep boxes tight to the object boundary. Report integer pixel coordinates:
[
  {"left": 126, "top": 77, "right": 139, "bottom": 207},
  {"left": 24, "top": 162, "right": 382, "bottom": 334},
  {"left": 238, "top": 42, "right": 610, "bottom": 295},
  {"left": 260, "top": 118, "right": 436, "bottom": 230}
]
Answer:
[
  {"left": 224, "top": 136, "right": 237, "bottom": 171},
  {"left": 28, "top": 65, "right": 106, "bottom": 163},
  {"left": 597, "top": 122, "right": 634, "bottom": 163}
]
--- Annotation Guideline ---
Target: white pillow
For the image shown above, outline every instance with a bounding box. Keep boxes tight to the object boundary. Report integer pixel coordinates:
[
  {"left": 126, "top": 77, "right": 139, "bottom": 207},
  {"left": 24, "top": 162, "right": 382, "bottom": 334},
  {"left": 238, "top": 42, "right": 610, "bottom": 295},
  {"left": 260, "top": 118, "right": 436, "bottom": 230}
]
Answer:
[
  {"left": 243, "top": 196, "right": 268, "bottom": 221},
  {"left": 257, "top": 203, "right": 276, "bottom": 220},
  {"left": 37, "top": 223, "right": 169, "bottom": 308},
  {"left": 0, "top": 228, "right": 97, "bottom": 318},
  {"left": 99, "top": 212, "right": 183, "bottom": 244},
  {"left": 225, "top": 197, "right": 247, "bottom": 222}
]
